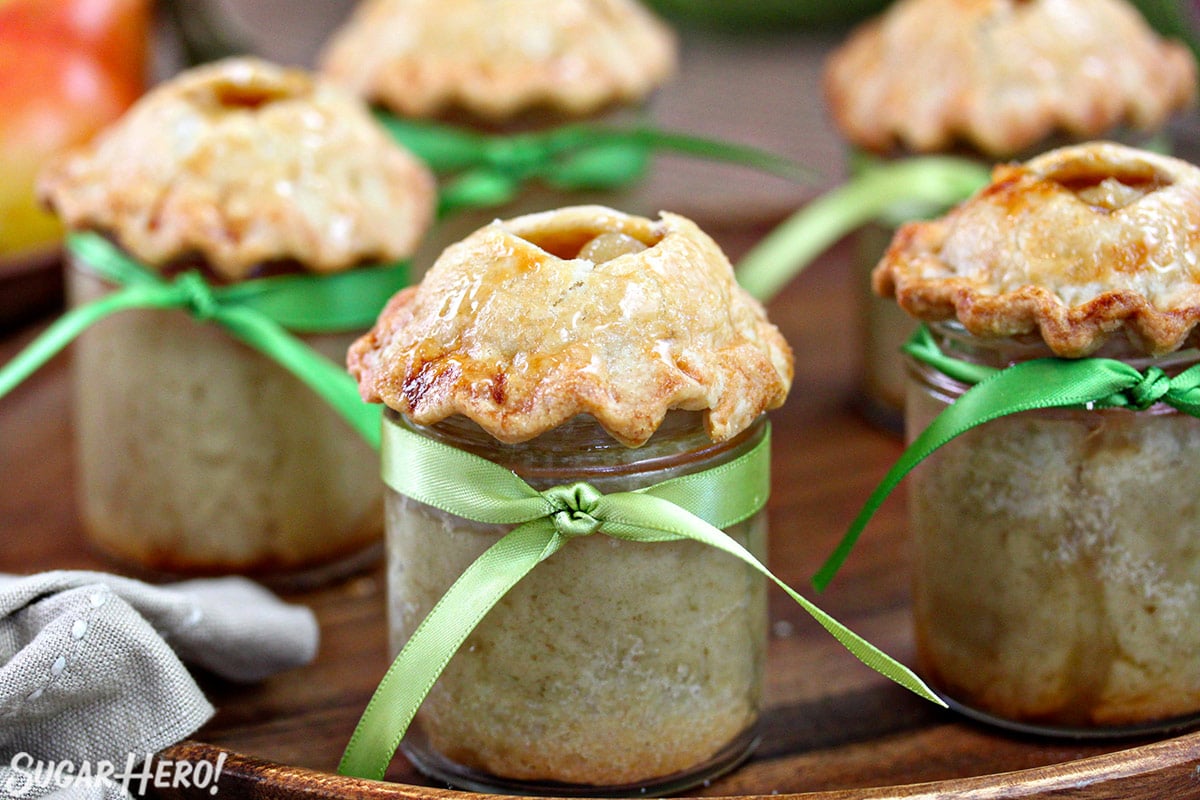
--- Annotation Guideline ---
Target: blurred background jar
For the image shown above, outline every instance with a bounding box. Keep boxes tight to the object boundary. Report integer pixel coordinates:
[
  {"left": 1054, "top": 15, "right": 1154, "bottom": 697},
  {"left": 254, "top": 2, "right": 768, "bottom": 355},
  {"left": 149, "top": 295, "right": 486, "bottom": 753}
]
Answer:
[
  {"left": 39, "top": 58, "right": 436, "bottom": 585},
  {"left": 66, "top": 255, "right": 386, "bottom": 585}
]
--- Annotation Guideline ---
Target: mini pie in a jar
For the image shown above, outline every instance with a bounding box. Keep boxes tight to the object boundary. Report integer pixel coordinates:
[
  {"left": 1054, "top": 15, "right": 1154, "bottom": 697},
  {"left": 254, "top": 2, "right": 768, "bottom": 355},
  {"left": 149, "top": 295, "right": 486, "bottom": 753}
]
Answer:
[
  {"left": 348, "top": 205, "right": 792, "bottom": 792},
  {"left": 875, "top": 142, "right": 1200, "bottom": 731},
  {"left": 38, "top": 57, "right": 436, "bottom": 582},
  {"left": 822, "top": 0, "right": 1198, "bottom": 431}
]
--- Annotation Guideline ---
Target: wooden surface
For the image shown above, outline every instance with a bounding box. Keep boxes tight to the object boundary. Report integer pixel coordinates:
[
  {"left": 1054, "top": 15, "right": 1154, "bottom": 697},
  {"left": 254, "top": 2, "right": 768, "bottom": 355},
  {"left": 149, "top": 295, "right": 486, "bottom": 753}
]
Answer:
[
  {"left": 5, "top": 17, "right": 1200, "bottom": 800},
  {"left": 6, "top": 235, "right": 1200, "bottom": 798}
]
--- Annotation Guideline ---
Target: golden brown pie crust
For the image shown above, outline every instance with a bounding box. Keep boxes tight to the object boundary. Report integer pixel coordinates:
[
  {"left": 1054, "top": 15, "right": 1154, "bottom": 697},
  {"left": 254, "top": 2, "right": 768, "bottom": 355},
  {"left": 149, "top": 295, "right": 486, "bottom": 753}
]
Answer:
[
  {"left": 318, "top": 0, "right": 677, "bottom": 122},
  {"left": 39, "top": 57, "right": 436, "bottom": 281},
  {"left": 874, "top": 142, "right": 1200, "bottom": 357},
  {"left": 825, "top": 0, "right": 1197, "bottom": 156},
  {"left": 349, "top": 206, "right": 793, "bottom": 445}
]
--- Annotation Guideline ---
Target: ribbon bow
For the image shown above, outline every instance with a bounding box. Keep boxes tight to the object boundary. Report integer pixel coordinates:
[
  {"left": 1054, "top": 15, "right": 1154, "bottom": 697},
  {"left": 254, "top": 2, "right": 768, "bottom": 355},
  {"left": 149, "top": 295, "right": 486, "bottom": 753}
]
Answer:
[
  {"left": 337, "top": 415, "right": 943, "bottom": 781},
  {"left": 375, "top": 114, "right": 818, "bottom": 218},
  {"left": 813, "top": 325, "right": 1200, "bottom": 590},
  {"left": 544, "top": 482, "right": 605, "bottom": 537},
  {"left": 0, "top": 232, "right": 393, "bottom": 449}
]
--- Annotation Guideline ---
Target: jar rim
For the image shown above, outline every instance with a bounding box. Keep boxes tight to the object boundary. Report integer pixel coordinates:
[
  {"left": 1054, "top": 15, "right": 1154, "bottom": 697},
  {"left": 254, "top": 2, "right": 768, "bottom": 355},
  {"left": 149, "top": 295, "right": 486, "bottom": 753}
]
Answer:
[{"left": 385, "top": 408, "right": 768, "bottom": 486}]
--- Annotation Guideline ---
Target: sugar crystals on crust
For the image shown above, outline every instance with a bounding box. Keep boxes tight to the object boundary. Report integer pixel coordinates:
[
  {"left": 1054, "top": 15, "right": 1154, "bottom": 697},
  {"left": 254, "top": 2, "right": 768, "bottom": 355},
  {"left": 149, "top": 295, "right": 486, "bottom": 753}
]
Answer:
[
  {"left": 874, "top": 142, "right": 1200, "bottom": 357},
  {"left": 349, "top": 206, "right": 793, "bottom": 445},
  {"left": 39, "top": 57, "right": 437, "bottom": 281}
]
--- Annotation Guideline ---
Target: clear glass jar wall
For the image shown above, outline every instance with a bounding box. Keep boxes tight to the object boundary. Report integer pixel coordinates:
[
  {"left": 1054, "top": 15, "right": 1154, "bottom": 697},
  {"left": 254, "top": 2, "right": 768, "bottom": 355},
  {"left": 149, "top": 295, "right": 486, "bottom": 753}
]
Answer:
[
  {"left": 905, "top": 322, "right": 1200, "bottom": 734},
  {"left": 385, "top": 410, "right": 768, "bottom": 795},
  {"left": 68, "top": 255, "right": 383, "bottom": 585}
]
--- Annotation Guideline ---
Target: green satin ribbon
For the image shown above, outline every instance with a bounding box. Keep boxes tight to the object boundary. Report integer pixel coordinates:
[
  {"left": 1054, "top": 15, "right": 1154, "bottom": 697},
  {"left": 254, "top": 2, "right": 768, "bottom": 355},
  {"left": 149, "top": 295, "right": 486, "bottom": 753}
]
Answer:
[
  {"left": 375, "top": 113, "right": 818, "bottom": 218},
  {"left": 735, "top": 156, "right": 991, "bottom": 302},
  {"left": 813, "top": 325, "right": 1200, "bottom": 590},
  {"left": 0, "top": 232, "right": 393, "bottom": 449},
  {"left": 337, "top": 415, "right": 944, "bottom": 781}
]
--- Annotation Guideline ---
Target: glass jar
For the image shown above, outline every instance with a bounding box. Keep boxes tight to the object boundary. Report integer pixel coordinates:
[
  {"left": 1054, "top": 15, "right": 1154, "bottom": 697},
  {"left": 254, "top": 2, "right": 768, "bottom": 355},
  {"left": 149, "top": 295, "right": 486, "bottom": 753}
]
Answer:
[
  {"left": 67, "top": 253, "right": 383, "bottom": 586},
  {"left": 385, "top": 409, "right": 768, "bottom": 795},
  {"left": 905, "top": 321, "right": 1200, "bottom": 735}
]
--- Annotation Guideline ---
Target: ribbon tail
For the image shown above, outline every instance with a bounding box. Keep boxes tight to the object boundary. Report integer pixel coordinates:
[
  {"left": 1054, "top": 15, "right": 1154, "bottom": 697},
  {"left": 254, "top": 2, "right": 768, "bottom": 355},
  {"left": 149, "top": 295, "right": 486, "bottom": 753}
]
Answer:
[
  {"left": 0, "top": 284, "right": 178, "bottom": 400},
  {"left": 338, "top": 520, "right": 565, "bottom": 780},
  {"left": 541, "top": 127, "right": 812, "bottom": 192},
  {"left": 901, "top": 325, "right": 1000, "bottom": 386},
  {"left": 624, "top": 127, "right": 816, "bottom": 184},
  {"left": 597, "top": 493, "right": 943, "bottom": 706},
  {"left": 772, "top": 573, "right": 943, "bottom": 705},
  {"left": 735, "top": 157, "right": 990, "bottom": 302},
  {"left": 211, "top": 306, "right": 384, "bottom": 450},
  {"left": 812, "top": 357, "right": 1143, "bottom": 591}
]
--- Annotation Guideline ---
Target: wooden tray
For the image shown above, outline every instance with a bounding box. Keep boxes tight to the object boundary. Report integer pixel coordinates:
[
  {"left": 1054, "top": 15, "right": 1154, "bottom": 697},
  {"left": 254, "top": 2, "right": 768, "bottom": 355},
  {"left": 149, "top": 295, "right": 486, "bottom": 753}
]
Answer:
[
  {"left": 153, "top": 733, "right": 1200, "bottom": 799},
  {"left": 6, "top": 245, "right": 1200, "bottom": 800}
]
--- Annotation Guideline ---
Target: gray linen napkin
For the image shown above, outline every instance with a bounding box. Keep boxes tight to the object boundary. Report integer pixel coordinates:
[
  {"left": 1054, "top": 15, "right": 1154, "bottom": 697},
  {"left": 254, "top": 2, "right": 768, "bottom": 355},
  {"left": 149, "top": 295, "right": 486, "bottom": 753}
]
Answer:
[{"left": 0, "top": 571, "right": 319, "bottom": 799}]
